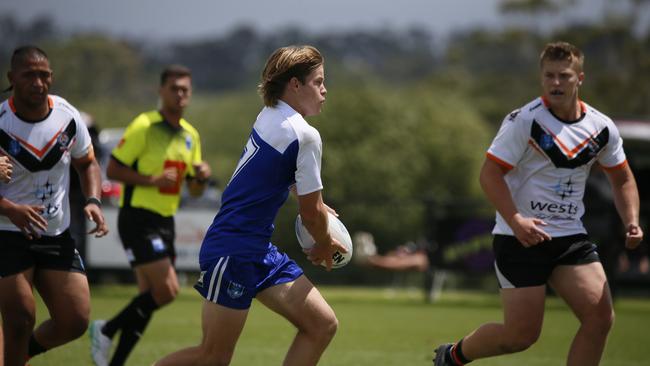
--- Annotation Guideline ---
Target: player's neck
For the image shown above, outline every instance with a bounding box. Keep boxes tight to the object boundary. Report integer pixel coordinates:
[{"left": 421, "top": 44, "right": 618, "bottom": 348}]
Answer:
[
  {"left": 12, "top": 97, "right": 50, "bottom": 122},
  {"left": 549, "top": 99, "right": 582, "bottom": 122},
  {"left": 159, "top": 108, "right": 183, "bottom": 128}
]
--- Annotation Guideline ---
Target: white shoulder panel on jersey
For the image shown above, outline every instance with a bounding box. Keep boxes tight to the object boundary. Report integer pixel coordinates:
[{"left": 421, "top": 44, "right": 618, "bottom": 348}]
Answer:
[{"left": 254, "top": 102, "right": 300, "bottom": 154}]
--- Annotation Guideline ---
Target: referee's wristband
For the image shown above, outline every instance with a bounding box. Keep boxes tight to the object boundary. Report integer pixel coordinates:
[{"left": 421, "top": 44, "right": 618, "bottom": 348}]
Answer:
[{"left": 85, "top": 197, "right": 102, "bottom": 208}]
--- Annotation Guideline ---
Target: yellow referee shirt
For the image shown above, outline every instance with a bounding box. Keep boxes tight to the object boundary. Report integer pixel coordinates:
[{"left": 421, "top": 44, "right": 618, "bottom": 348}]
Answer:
[{"left": 112, "top": 110, "right": 202, "bottom": 217}]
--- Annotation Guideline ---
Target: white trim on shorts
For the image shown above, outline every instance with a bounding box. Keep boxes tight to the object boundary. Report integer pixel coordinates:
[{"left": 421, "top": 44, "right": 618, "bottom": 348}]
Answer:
[
  {"left": 494, "top": 261, "right": 515, "bottom": 289},
  {"left": 207, "top": 256, "right": 230, "bottom": 303}
]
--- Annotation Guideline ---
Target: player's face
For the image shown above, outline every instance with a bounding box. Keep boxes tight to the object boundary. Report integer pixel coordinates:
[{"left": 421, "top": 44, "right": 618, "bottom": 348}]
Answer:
[
  {"left": 295, "top": 65, "right": 326, "bottom": 117},
  {"left": 8, "top": 55, "right": 52, "bottom": 109},
  {"left": 541, "top": 59, "right": 583, "bottom": 108},
  {"left": 160, "top": 75, "right": 192, "bottom": 113}
]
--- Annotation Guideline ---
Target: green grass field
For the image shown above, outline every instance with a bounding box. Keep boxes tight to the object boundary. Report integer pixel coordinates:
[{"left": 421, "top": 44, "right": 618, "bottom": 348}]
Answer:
[{"left": 30, "top": 285, "right": 650, "bottom": 365}]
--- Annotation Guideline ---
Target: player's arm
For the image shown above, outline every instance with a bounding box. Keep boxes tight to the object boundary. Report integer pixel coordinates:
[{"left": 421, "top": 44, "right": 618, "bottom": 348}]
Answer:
[
  {"left": 297, "top": 190, "right": 346, "bottom": 270},
  {"left": 0, "top": 194, "right": 47, "bottom": 239},
  {"left": 187, "top": 161, "right": 211, "bottom": 197},
  {"left": 603, "top": 162, "right": 643, "bottom": 249},
  {"left": 106, "top": 157, "right": 176, "bottom": 189},
  {"left": 72, "top": 145, "right": 108, "bottom": 237},
  {"left": 480, "top": 157, "right": 551, "bottom": 247}
]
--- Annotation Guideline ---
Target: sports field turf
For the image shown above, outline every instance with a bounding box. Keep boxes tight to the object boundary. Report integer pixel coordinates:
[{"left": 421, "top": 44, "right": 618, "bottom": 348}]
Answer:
[{"left": 30, "top": 285, "right": 650, "bottom": 365}]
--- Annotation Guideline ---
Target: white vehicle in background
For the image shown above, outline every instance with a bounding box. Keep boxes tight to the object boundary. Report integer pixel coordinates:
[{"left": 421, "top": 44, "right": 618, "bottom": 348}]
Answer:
[{"left": 85, "top": 128, "right": 220, "bottom": 272}]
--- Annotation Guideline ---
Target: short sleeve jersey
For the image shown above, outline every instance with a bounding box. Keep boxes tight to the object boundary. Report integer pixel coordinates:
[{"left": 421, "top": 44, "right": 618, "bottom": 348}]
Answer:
[
  {"left": 199, "top": 101, "right": 323, "bottom": 262},
  {"left": 0, "top": 95, "right": 92, "bottom": 235},
  {"left": 486, "top": 97, "right": 627, "bottom": 237},
  {"left": 111, "top": 111, "right": 202, "bottom": 217}
]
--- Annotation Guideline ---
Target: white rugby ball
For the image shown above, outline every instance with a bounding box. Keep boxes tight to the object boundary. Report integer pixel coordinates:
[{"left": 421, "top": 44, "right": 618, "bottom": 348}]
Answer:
[{"left": 295, "top": 212, "right": 353, "bottom": 269}]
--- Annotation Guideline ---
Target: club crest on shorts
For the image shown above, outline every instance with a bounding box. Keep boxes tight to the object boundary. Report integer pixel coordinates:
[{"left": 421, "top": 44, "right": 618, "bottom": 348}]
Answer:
[
  {"left": 540, "top": 134, "right": 554, "bottom": 150},
  {"left": 227, "top": 281, "right": 245, "bottom": 299}
]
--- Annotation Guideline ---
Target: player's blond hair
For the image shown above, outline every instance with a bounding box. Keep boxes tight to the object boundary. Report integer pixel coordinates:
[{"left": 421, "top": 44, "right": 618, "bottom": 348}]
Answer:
[
  {"left": 258, "top": 45, "right": 324, "bottom": 107},
  {"left": 539, "top": 41, "right": 584, "bottom": 72}
]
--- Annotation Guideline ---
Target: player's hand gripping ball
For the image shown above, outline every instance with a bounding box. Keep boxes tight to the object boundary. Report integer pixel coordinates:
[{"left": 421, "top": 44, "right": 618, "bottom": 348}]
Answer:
[{"left": 295, "top": 212, "right": 353, "bottom": 269}]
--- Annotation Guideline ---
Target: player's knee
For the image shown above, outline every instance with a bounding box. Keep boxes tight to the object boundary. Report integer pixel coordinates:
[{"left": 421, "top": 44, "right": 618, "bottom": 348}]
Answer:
[
  {"left": 311, "top": 313, "right": 339, "bottom": 344},
  {"left": 502, "top": 330, "right": 540, "bottom": 353},
  {"left": 3, "top": 308, "right": 35, "bottom": 338},
  {"left": 583, "top": 306, "right": 615, "bottom": 335},
  {"left": 152, "top": 282, "right": 179, "bottom": 306},
  {"left": 67, "top": 313, "right": 90, "bottom": 340}
]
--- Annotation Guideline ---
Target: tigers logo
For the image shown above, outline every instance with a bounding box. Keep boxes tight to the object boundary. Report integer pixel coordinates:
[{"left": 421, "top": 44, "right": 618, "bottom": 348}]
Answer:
[{"left": 58, "top": 132, "right": 70, "bottom": 151}]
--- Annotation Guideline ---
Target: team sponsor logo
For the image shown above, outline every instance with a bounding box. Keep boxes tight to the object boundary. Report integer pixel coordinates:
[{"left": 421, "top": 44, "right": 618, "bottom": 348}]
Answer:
[
  {"left": 8, "top": 139, "right": 20, "bottom": 156},
  {"left": 196, "top": 271, "right": 206, "bottom": 287},
  {"left": 540, "top": 133, "right": 554, "bottom": 150},
  {"left": 530, "top": 200, "right": 578, "bottom": 215},
  {"left": 227, "top": 281, "right": 245, "bottom": 299},
  {"left": 507, "top": 109, "right": 520, "bottom": 121},
  {"left": 185, "top": 135, "right": 192, "bottom": 150},
  {"left": 552, "top": 176, "right": 575, "bottom": 200}
]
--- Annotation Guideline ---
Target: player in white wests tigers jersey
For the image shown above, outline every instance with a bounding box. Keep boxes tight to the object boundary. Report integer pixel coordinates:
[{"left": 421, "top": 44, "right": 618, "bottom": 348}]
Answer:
[
  {"left": 434, "top": 42, "right": 643, "bottom": 366},
  {"left": 0, "top": 46, "right": 108, "bottom": 365}
]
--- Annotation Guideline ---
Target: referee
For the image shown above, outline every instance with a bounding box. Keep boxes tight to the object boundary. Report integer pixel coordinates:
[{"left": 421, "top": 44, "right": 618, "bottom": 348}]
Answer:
[{"left": 90, "top": 65, "right": 211, "bottom": 366}]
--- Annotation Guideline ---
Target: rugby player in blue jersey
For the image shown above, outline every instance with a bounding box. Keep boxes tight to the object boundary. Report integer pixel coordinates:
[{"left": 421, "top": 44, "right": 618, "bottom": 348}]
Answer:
[{"left": 156, "top": 45, "right": 346, "bottom": 366}]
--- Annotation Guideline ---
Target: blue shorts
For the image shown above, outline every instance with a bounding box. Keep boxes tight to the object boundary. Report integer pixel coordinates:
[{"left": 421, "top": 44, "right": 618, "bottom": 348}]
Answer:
[{"left": 194, "top": 245, "right": 303, "bottom": 309}]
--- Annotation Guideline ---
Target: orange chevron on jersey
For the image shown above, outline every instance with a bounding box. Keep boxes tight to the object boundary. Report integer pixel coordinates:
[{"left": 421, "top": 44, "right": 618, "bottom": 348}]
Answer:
[{"left": 0, "top": 95, "right": 92, "bottom": 235}]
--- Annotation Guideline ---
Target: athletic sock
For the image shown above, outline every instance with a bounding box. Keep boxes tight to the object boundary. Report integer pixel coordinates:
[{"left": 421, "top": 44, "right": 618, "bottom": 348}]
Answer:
[
  {"left": 108, "top": 292, "right": 159, "bottom": 366},
  {"left": 27, "top": 334, "right": 47, "bottom": 357},
  {"left": 446, "top": 339, "right": 472, "bottom": 365},
  {"left": 102, "top": 291, "right": 159, "bottom": 339}
]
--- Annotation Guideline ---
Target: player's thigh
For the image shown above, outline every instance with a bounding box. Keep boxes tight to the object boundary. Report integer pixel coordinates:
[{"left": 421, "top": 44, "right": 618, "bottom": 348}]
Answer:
[
  {"left": 500, "top": 285, "right": 546, "bottom": 336},
  {"left": 35, "top": 269, "right": 90, "bottom": 322},
  {"left": 0, "top": 269, "right": 36, "bottom": 321},
  {"left": 549, "top": 262, "right": 613, "bottom": 322},
  {"left": 199, "top": 300, "right": 249, "bottom": 356},
  {"left": 134, "top": 257, "right": 178, "bottom": 293},
  {"left": 257, "top": 275, "right": 336, "bottom": 330}
]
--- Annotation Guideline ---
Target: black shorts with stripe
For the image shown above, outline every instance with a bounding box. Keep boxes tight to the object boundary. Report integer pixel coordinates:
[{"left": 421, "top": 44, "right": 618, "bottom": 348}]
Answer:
[
  {"left": 118, "top": 206, "right": 176, "bottom": 267},
  {"left": 493, "top": 234, "right": 600, "bottom": 288},
  {"left": 0, "top": 230, "right": 85, "bottom": 278}
]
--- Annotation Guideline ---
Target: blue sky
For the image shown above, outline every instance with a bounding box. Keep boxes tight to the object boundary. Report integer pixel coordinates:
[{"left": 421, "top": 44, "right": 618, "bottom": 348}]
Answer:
[{"left": 0, "top": 0, "right": 609, "bottom": 41}]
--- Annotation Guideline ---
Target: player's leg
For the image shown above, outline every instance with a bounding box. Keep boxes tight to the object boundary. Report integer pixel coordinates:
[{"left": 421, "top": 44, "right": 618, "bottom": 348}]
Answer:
[
  {"left": 549, "top": 262, "right": 613, "bottom": 366},
  {"left": 434, "top": 235, "right": 549, "bottom": 365},
  {"left": 0, "top": 269, "right": 36, "bottom": 366},
  {"left": 0, "top": 231, "right": 42, "bottom": 365},
  {"left": 104, "top": 258, "right": 177, "bottom": 366},
  {"left": 257, "top": 275, "right": 338, "bottom": 366},
  {"left": 93, "top": 207, "right": 177, "bottom": 365},
  {"left": 32, "top": 270, "right": 90, "bottom": 349},
  {"left": 155, "top": 300, "right": 249, "bottom": 366},
  {"left": 463, "top": 285, "right": 546, "bottom": 357}
]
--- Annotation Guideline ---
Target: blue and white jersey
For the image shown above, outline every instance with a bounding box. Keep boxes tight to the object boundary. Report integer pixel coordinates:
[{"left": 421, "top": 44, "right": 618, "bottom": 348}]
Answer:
[{"left": 199, "top": 101, "right": 323, "bottom": 263}]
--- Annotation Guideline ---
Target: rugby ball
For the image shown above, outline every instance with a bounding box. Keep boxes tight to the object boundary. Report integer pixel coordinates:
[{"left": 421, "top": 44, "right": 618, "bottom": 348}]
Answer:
[{"left": 295, "top": 213, "right": 353, "bottom": 269}]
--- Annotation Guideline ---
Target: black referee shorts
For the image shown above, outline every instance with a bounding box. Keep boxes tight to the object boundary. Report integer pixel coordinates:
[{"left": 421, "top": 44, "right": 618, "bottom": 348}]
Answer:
[
  {"left": 493, "top": 234, "right": 600, "bottom": 288},
  {"left": 118, "top": 207, "right": 176, "bottom": 267}
]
